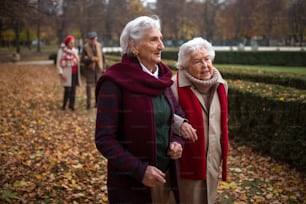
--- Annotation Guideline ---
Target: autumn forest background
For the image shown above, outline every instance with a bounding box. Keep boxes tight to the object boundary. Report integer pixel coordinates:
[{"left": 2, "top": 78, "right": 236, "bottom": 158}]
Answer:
[
  {"left": 1, "top": 0, "right": 306, "bottom": 203},
  {"left": 1, "top": 0, "right": 305, "bottom": 53}
]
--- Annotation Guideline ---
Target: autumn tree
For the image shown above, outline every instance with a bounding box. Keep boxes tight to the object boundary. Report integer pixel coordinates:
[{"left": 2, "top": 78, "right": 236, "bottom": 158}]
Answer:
[
  {"left": 251, "top": 0, "right": 289, "bottom": 46},
  {"left": 288, "top": 0, "right": 306, "bottom": 46},
  {"left": 202, "top": 0, "right": 225, "bottom": 41},
  {"left": 156, "top": 0, "right": 185, "bottom": 40},
  {"left": 1, "top": 0, "right": 42, "bottom": 53}
]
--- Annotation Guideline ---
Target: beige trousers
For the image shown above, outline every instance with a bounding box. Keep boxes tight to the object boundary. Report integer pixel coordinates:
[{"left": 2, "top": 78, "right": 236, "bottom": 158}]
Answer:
[
  {"left": 151, "top": 171, "right": 176, "bottom": 204},
  {"left": 178, "top": 178, "right": 208, "bottom": 204}
]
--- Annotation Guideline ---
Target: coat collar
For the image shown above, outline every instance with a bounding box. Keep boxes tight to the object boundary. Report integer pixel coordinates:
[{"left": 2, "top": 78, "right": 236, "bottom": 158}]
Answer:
[{"left": 176, "top": 68, "right": 226, "bottom": 113}]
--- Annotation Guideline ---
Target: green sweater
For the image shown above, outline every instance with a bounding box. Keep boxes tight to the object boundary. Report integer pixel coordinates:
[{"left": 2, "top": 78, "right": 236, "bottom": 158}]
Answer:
[{"left": 152, "top": 94, "right": 171, "bottom": 172}]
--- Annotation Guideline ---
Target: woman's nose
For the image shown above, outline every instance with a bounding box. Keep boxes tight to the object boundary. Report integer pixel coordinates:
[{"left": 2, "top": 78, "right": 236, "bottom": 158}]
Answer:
[
  {"left": 158, "top": 39, "right": 164, "bottom": 50},
  {"left": 201, "top": 60, "right": 208, "bottom": 67}
]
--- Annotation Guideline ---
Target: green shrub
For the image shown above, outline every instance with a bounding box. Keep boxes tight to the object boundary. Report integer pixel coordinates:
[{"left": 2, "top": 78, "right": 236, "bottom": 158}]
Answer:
[
  {"left": 107, "top": 50, "right": 306, "bottom": 67},
  {"left": 228, "top": 80, "right": 306, "bottom": 171},
  {"left": 220, "top": 68, "right": 306, "bottom": 90},
  {"left": 214, "top": 51, "right": 306, "bottom": 66}
]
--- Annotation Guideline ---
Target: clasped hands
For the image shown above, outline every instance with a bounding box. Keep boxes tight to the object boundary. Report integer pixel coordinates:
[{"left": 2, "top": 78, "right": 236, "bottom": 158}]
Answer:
[
  {"left": 142, "top": 122, "right": 197, "bottom": 187},
  {"left": 91, "top": 56, "right": 100, "bottom": 62}
]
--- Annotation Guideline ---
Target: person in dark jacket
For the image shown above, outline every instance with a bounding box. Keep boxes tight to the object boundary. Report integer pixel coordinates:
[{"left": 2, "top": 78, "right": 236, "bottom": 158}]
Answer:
[
  {"left": 95, "top": 15, "right": 189, "bottom": 204},
  {"left": 81, "top": 32, "right": 104, "bottom": 109}
]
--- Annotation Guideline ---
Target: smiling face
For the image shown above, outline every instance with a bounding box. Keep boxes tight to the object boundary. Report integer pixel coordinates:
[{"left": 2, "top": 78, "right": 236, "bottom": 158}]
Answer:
[
  {"left": 131, "top": 28, "right": 164, "bottom": 72},
  {"left": 187, "top": 47, "right": 214, "bottom": 80}
]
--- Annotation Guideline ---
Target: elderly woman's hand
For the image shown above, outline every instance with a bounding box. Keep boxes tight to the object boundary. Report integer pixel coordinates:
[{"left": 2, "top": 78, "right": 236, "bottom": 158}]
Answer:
[
  {"left": 142, "top": 165, "right": 166, "bottom": 187},
  {"left": 167, "top": 142, "right": 183, "bottom": 159},
  {"left": 180, "top": 122, "right": 198, "bottom": 142}
]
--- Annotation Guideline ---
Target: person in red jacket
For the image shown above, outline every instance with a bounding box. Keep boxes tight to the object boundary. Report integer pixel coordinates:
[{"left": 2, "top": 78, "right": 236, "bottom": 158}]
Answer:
[
  {"left": 95, "top": 15, "right": 194, "bottom": 204},
  {"left": 171, "top": 37, "right": 229, "bottom": 204}
]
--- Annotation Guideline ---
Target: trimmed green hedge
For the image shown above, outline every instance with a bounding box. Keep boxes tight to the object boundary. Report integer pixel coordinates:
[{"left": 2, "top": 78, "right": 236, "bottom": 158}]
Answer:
[
  {"left": 215, "top": 51, "right": 306, "bottom": 66},
  {"left": 228, "top": 80, "right": 306, "bottom": 171},
  {"left": 219, "top": 68, "right": 306, "bottom": 90},
  {"left": 161, "top": 50, "right": 306, "bottom": 66},
  {"left": 52, "top": 50, "right": 306, "bottom": 67}
]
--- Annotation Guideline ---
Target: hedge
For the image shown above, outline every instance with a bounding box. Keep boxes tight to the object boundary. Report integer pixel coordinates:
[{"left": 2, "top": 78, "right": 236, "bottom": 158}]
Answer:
[
  {"left": 215, "top": 51, "right": 306, "bottom": 66},
  {"left": 160, "top": 50, "right": 306, "bottom": 66},
  {"left": 228, "top": 80, "right": 306, "bottom": 171},
  {"left": 51, "top": 50, "right": 306, "bottom": 67},
  {"left": 219, "top": 68, "right": 306, "bottom": 90}
]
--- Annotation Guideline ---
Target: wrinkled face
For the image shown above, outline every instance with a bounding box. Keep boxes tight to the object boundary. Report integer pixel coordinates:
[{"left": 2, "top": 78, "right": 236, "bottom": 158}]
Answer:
[
  {"left": 187, "top": 47, "right": 213, "bottom": 80},
  {"left": 132, "top": 28, "right": 164, "bottom": 71}
]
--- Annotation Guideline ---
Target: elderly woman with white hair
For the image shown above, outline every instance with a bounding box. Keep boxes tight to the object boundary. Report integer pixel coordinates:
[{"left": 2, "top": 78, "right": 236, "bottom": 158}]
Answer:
[
  {"left": 95, "top": 15, "right": 194, "bottom": 204},
  {"left": 171, "top": 37, "right": 229, "bottom": 204}
]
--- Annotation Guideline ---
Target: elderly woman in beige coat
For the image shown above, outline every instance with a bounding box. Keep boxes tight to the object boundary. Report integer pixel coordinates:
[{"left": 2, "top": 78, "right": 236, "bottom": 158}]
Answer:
[
  {"left": 171, "top": 37, "right": 229, "bottom": 204},
  {"left": 56, "top": 35, "right": 82, "bottom": 111}
]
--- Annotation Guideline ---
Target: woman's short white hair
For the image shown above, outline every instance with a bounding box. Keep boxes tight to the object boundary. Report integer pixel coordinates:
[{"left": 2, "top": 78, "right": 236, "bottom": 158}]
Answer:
[
  {"left": 120, "top": 15, "right": 161, "bottom": 55},
  {"left": 175, "top": 37, "right": 215, "bottom": 70}
]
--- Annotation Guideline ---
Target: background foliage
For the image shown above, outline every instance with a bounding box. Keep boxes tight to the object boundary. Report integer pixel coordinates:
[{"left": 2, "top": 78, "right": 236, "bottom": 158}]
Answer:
[{"left": 1, "top": 0, "right": 305, "bottom": 53}]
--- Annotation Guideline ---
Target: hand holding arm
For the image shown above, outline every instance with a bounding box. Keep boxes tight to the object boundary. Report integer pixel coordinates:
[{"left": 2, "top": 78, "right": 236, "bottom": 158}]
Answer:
[{"left": 180, "top": 122, "right": 197, "bottom": 142}]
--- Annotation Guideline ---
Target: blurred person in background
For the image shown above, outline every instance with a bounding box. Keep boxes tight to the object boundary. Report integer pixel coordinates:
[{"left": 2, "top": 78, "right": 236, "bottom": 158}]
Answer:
[
  {"left": 56, "top": 35, "right": 82, "bottom": 111},
  {"left": 81, "top": 32, "right": 104, "bottom": 109}
]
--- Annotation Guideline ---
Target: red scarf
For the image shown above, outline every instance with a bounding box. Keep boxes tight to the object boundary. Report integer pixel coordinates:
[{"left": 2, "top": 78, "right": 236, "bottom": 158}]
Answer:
[{"left": 177, "top": 74, "right": 228, "bottom": 181}]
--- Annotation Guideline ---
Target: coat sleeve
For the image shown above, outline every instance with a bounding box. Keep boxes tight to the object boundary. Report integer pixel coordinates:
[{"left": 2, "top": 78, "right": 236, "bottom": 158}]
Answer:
[
  {"left": 81, "top": 45, "right": 94, "bottom": 64},
  {"left": 56, "top": 49, "right": 63, "bottom": 74},
  {"left": 170, "top": 76, "right": 187, "bottom": 137},
  {"left": 166, "top": 87, "right": 186, "bottom": 146},
  {"left": 95, "top": 80, "right": 148, "bottom": 182}
]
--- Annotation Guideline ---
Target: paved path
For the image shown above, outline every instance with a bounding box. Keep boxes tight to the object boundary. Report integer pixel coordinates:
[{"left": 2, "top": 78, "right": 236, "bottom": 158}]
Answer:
[{"left": 15, "top": 60, "right": 54, "bottom": 65}]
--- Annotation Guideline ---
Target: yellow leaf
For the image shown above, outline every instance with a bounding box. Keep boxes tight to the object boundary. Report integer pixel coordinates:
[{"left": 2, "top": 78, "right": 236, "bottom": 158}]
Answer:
[
  {"left": 71, "top": 179, "right": 76, "bottom": 187},
  {"left": 13, "top": 180, "right": 29, "bottom": 187},
  {"left": 289, "top": 195, "right": 297, "bottom": 200},
  {"left": 72, "top": 163, "right": 83, "bottom": 169},
  {"left": 274, "top": 165, "right": 282, "bottom": 173},
  {"left": 102, "top": 194, "right": 108, "bottom": 202}
]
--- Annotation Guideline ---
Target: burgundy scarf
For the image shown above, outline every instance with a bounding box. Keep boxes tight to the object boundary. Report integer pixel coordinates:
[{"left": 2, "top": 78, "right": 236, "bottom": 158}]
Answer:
[
  {"left": 177, "top": 74, "right": 228, "bottom": 181},
  {"left": 95, "top": 54, "right": 174, "bottom": 165},
  {"left": 96, "top": 54, "right": 173, "bottom": 96}
]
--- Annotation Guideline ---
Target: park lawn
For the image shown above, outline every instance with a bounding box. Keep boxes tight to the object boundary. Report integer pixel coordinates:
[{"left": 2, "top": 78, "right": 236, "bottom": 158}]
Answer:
[{"left": 217, "top": 64, "right": 306, "bottom": 75}]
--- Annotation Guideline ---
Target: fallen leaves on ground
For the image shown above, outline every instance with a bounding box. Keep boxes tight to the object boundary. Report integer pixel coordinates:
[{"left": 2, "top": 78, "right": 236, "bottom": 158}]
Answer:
[
  {"left": 0, "top": 63, "right": 107, "bottom": 203},
  {"left": 217, "top": 144, "right": 306, "bottom": 204},
  {"left": 0, "top": 63, "right": 305, "bottom": 203}
]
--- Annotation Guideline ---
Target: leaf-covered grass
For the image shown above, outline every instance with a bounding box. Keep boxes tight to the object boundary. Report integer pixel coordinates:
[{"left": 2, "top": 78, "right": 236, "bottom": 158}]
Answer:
[
  {"left": 0, "top": 64, "right": 108, "bottom": 203},
  {"left": 228, "top": 79, "right": 306, "bottom": 103},
  {"left": 218, "top": 64, "right": 306, "bottom": 75},
  {"left": 0, "top": 63, "right": 305, "bottom": 203}
]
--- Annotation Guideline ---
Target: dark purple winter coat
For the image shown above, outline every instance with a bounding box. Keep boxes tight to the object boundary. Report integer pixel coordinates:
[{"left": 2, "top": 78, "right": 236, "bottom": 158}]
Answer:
[{"left": 95, "top": 54, "right": 185, "bottom": 204}]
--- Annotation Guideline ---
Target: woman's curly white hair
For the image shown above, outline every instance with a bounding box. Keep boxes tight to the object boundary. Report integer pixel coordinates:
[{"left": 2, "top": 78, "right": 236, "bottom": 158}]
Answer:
[{"left": 176, "top": 37, "right": 215, "bottom": 70}]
